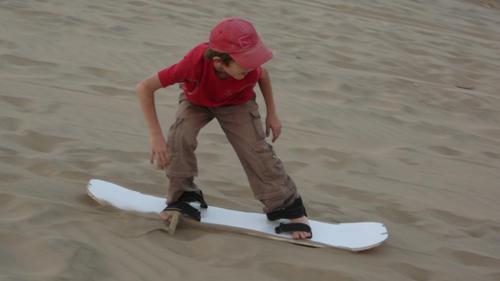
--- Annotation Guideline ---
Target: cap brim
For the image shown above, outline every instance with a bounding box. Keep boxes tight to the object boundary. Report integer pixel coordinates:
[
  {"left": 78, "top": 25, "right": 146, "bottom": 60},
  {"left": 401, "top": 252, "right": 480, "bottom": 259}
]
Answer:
[{"left": 231, "top": 40, "right": 273, "bottom": 69}]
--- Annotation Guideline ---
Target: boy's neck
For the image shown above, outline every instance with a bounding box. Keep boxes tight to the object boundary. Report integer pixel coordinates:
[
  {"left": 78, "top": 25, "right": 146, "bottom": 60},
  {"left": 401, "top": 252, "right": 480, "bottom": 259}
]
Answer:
[{"left": 213, "top": 65, "right": 229, "bottom": 80}]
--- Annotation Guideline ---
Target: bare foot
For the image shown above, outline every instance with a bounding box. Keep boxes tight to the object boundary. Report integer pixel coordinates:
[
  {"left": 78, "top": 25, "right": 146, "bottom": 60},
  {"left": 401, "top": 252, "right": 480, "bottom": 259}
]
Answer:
[
  {"left": 159, "top": 211, "right": 173, "bottom": 222},
  {"left": 290, "top": 216, "right": 312, "bottom": 240}
]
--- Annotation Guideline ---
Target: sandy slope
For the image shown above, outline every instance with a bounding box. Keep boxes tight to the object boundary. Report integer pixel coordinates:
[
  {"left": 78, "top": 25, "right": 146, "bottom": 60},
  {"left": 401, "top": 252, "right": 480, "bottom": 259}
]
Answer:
[{"left": 1, "top": 0, "right": 500, "bottom": 280}]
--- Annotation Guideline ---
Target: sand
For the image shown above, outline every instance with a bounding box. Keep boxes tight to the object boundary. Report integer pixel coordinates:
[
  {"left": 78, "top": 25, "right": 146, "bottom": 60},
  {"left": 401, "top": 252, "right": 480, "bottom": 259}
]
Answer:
[{"left": 1, "top": 0, "right": 500, "bottom": 280}]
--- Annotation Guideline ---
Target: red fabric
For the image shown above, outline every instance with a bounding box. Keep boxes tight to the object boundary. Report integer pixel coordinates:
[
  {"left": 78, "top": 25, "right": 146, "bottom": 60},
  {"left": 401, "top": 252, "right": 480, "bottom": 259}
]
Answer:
[
  {"left": 209, "top": 17, "right": 272, "bottom": 69},
  {"left": 157, "top": 42, "right": 262, "bottom": 107}
]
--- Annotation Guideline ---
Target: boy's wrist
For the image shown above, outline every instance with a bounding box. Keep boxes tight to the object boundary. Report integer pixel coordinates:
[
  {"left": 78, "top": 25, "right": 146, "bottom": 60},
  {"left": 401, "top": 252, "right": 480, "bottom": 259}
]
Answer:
[
  {"left": 149, "top": 130, "right": 164, "bottom": 138},
  {"left": 266, "top": 108, "right": 277, "bottom": 116}
]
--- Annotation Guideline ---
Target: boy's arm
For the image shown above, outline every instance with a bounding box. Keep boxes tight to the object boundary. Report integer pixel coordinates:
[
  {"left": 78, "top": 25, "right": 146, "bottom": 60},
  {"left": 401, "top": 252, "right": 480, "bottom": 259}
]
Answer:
[
  {"left": 137, "top": 74, "right": 163, "bottom": 137},
  {"left": 258, "top": 68, "right": 282, "bottom": 142},
  {"left": 136, "top": 74, "right": 169, "bottom": 169}
]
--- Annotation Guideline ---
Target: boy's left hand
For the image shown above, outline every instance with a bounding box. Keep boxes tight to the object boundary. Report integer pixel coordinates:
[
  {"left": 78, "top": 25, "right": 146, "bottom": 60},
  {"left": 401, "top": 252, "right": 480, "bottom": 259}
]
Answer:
[{"left": 266, "top": 113, "right": 282, "bottom": 143}]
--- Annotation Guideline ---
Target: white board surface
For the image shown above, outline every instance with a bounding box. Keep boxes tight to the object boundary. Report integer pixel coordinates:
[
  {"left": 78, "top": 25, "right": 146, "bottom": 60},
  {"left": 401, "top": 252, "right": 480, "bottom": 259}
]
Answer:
[{"left": 87, "top": 179, "right": 388, "bottom": 251}]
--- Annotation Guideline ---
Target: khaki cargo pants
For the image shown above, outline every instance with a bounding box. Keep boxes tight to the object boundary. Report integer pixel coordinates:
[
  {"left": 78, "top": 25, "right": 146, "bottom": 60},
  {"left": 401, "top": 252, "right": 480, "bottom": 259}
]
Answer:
[{"left": 165, "top": 94, "right": 299, "bottom": 213}]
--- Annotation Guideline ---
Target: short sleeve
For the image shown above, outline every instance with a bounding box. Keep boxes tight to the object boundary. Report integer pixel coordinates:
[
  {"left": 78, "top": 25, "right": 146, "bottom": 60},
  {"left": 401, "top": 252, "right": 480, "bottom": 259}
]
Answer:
[
  {"left": 255, "top": 66, "right": 263, "bottom": 79},
  {"left": 157, "top": 59, "right": 192, "bottom": 88},
  {"left": 156, "top": 44, "right": 205, "bottom": 88}
]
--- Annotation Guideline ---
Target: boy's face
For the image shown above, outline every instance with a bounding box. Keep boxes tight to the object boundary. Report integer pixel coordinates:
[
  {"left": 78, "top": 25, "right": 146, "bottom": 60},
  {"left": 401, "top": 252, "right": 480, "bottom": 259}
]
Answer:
[{"left": 214, "top": 58, "right": 253, "bottom": 80}]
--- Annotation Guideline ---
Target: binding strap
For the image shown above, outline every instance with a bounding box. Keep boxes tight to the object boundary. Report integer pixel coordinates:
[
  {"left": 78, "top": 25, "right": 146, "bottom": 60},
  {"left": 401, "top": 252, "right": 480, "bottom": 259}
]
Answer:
[
  {"left": 275, "top": 223, "right": 312, "bottom": 238},
  {"left": 163, "top": 190, "right": 208, "bottom": 222},
  {"left": 267, "top": 197, "right": 312, "bottom": 238},
  {"left": 266, "top": 197, "right": 307, "bottom": 221},
  {"left": 163, "top": 201, "right": 201, "bottom": 221},
  {"left": 177, "top": 191, "right": 208, "bottom": 209}
]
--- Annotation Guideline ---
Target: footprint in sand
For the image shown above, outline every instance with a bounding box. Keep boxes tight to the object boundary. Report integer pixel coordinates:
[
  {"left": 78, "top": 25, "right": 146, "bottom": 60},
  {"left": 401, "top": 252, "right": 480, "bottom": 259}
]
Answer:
[
  {"left": 88, "top": 85, "right": 135, "bottom": 97},
  {"left": 0, "top": 116, "right": 21, "bottom": 131},
  {"left": 0, "top": 172, "right": 22, "bottom": 183},
  {"left": 482, "top": 151, "right": 500, "bottom": 159},
  {"left": 79, "top": 66, "right": 121, "bottom": 80},
  {"left": 428, "top": 145, "right": 463, "bottom": 157},
  {"left": 64, "top": 147, "right": 148, "bottom": 165},
  {"left": 0, "top": 95, "right": 34, "bottom": 111},
  {"left": 0, "top": 233, "right": 66, "bottom": 277},
  {"left": 314, "top": 184, "right": 382, "bottom": 202},
  {"left": 0, "top": 54, "right": 57, "bottom": 68},
  {"left": 440, "top": 248, "right": 500, "bottom": 268},
  {"left": 4, "top": 130, "right": 75, "bottom": 153},
  {"left": 290, "top": 147, "right": 352, "bottom": 170},
  {"left": 261, "top": 262, "right": 356, "bottom": 281},
  {"left": 375, "top": 204, "right": 420, "bottom": 225},
  {"left": 0, "top": 231, "right": 108, "bottom": 278},
  {"left": 0, "top": 38, "right": 17, "bottom": 49},
  {"left": 283, "top": 160, "right": 308, "bottom": 174},
  {"left": 424, "top": 209, "right": 499, "bottom": 239},
  {"left": 316, "top": 184, "right": 419, "bottom": 225},
  {"left": 391, "top": 262, "right": 433, "bottom": 281}
]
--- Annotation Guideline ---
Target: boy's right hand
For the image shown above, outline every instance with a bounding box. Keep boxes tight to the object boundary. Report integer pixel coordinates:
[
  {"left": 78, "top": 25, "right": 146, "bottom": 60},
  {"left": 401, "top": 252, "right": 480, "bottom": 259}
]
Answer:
[{"left": 150, "top": 134, "right": 169, "bottom": 170}]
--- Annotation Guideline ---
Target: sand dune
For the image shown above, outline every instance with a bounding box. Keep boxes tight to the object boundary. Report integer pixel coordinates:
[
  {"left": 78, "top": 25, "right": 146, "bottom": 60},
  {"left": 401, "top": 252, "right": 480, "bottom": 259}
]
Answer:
[{"left": 1, "top": 0, "right": 500, "bottom": 280}]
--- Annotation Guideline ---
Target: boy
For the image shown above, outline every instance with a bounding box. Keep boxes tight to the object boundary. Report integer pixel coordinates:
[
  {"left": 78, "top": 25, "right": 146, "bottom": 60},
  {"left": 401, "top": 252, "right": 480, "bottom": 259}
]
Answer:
[{"left": 136, "top": 18, "right": 311, "bottom": 239}]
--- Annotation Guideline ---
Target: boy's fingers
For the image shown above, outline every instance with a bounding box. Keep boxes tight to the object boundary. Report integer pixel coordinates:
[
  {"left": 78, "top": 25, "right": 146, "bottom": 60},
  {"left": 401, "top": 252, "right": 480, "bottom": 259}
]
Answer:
[
  {"left": 150, "top": 151, "right": 155, "bottom": 164},
  {"left": 150, "top": 149, "right": 168, "bottom": 169},
  {"left": 157, "top": 151, "right": 166, "bottom": 169},
  {"left": 272, "top": 127, "right": 281, "bottom": 143},
  {"left": 161, "top": 151, "right": 169, "bottom": 165}
]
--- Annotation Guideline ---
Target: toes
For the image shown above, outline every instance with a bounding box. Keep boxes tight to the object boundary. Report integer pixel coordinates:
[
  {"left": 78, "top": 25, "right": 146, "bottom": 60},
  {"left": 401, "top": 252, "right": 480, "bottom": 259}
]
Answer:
[
  {"left": 159, "top": 212, "right": 171, "bottom": 222},
  {"left": 291, "top": 232, "right": 311, "bottom": 240}
]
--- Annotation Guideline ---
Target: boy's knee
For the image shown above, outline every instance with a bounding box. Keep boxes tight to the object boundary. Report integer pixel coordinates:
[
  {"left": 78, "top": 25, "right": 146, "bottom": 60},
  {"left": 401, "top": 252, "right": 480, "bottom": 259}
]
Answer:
[
  {"left": 177, "top": 131, "right": 197, "bottom": 148},
  {"left": 252, "top": 140, "right": 285, "bottom": 180},
  {"left": 171, "top": 121, "right": 198, "bottom": 151}
]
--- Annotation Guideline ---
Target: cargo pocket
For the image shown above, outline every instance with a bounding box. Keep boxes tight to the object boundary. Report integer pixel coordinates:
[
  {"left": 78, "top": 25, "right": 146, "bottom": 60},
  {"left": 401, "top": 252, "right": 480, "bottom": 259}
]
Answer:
[
  {"left": 253, "top": 140, "right": 286, "bottom": 181},
  {"left": 250, "top": 110, "right": 266, "bottom": 140}
]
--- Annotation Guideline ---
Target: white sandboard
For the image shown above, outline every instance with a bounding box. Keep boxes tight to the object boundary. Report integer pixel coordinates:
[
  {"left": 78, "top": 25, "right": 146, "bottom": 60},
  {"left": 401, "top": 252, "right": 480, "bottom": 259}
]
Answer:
[{"left": 87, "top": 179, "right": 388, "bottom": 251}]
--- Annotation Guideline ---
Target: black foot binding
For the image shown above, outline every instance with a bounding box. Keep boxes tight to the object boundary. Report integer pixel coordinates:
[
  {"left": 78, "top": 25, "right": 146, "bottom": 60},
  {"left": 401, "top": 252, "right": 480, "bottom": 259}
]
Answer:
[
  {"left": 162, "top": 191, "right": 208, "bottom": 235},
  {"left": 266, "top": 197, "right": 313, "bottom": 239},
  {"left": 275, "top": 223, "right": 312, "bottom": 235}
]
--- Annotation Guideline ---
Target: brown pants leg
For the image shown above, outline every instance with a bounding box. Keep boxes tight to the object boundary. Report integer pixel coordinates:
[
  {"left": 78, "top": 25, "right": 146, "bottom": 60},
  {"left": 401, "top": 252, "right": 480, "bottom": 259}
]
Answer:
[
  {"left": 165, "top": 95, "right": 213, "bottom": 203},
  {"left": 166, "top": 95, "right": 299, "bottom": 213},
  {"left": 213, "top": 99, "right": 299, "bottom": 213}
]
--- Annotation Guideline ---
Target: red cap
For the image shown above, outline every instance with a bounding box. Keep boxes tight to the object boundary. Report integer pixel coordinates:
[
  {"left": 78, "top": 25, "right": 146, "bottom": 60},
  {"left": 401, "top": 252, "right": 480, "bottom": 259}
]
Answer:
[{"left": 209, "top": 17, "right": 273, "bottom": 69}]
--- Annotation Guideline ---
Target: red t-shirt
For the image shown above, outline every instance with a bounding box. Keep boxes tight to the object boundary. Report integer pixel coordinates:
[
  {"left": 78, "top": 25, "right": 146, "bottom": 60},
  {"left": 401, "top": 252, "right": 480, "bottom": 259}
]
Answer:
[{"left": 157, "top": 42, "right": 262, "bottom": 107}]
